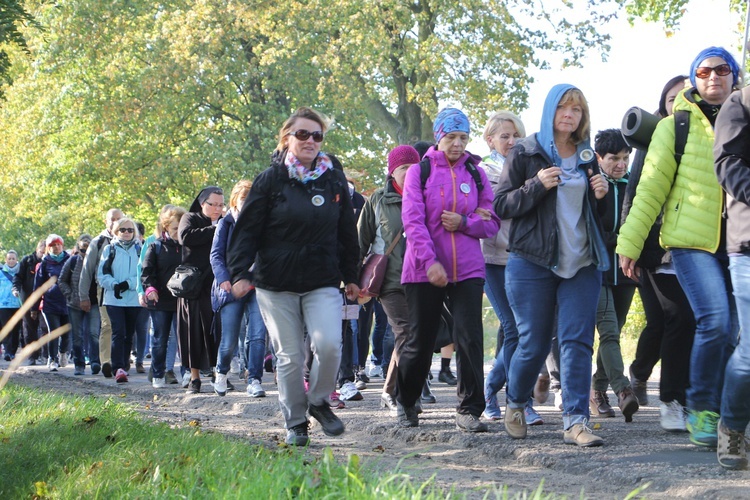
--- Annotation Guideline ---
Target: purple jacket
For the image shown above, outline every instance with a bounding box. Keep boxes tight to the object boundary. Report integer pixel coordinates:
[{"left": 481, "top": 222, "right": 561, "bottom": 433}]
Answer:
[{"left": 401, "top": 147, "right": 500, "bottom": 284}]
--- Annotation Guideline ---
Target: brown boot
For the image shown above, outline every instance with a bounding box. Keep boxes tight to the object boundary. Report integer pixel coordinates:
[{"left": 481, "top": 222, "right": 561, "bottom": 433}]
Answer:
[
  {"left": 590, "top": 389, "right": 615, "bottom": 418},
  {"left": 618, "top": 386, "right": 640, "bottom": 423}
]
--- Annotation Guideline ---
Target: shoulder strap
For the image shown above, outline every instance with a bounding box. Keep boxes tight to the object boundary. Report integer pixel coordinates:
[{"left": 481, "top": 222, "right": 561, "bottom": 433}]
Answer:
[
  {"left": 673, "top": 110, "right": 689, "bottom": 169},
  {"left": 419, "top": 157, "right": 484, "bottom": 191},
  {"left": 153, "top": 239, "right": 162, "bottom": 256},
  {"left": 102, "top": 244, "right": 116, "bottom": 276},
  {"left": 1, "top": 269, "right": 12, "bottom": 283}
]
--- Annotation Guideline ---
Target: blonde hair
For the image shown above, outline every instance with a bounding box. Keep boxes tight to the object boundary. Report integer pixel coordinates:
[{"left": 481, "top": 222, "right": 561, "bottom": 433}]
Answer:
[
  {"left": 112, "top": 217, "right": 140, "bottom": 240},
  {"left": 276, "top": 107, "right": 329, "bottom": 152},
  {"left": 559, "top": 89, "right": 591, "bottom": 145},
  {"left": 483, "top": 111, "right": 526, "bottom": 147},
  {"left": 229, "top": 180, "right": 253, "bottom": 211},
  {"left": 158, "top": 206, "right": 187, "bottom": 234}
]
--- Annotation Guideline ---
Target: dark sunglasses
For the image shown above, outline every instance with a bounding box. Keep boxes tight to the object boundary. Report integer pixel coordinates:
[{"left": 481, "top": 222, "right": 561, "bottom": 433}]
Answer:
[
  {"left": 695, "top": 64, "right": 732, "bottom": 79},
  {"left": 118, "top": 227, "right": 135, "bottom": 233},
  {"left": 287, "top": 129, "right": 324, "bottom": 142}
]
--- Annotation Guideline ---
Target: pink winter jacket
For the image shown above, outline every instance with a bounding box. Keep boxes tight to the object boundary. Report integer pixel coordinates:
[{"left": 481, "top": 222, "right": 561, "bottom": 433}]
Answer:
[{"left": 401, "top": 147, "right": 500, "bottom": 284}]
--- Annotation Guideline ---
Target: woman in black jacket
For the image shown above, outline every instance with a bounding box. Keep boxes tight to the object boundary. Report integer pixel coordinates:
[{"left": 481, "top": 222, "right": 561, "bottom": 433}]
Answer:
[
  {"left": 227, "top": 107, "right": 360, "bottom": 446},
  {"left": 178, "top": 187, "right": 224, "bottom": 393},
  {"left": 141, "top": 205, "right": 186, "bottom": 389}
]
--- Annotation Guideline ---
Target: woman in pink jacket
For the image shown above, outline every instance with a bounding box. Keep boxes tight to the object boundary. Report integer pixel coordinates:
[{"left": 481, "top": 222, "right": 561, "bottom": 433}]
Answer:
[{"left": 396, "top": 107, "right": 500, "bottom": 431}]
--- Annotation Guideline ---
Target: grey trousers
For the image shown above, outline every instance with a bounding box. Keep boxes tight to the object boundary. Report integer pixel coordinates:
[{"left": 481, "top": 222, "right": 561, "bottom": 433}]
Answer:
[{"left": 256, "top": 287, "right": 342, "bottom": 429}]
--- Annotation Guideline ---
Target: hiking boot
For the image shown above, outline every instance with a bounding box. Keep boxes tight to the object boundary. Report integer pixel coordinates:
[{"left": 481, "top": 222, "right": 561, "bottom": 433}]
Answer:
[
  {"left": 717, "top": 421, "right": 748, "bottom": 470},
  {"left": 380, "top": 392, "right": 397, "bottom": 414},
  {"left": 309, "top": 403, "right": 345, "bottom": 436},
  {"left": 136, "top": 363, "right": 146, "bottom": 374},
  {"left": 483, "top": 390, "right": 502, "bottom": 421},
  {"left": 91, "top": 363, "right": 101, "bottom": 375},
  {"left": 152, "top": 377, "right": 166, "bottom": 389},
  {"left": 115, "top": 368, "right": 128, "bottom": 383},
  {"left": 396, "top": 402, "right": 419, "bottom": 427},
  {"left": 328, "top": 391, "right": 345, "bottom": 409},
  {"left": 534, "top": 374, "right": 551, "bottom": 404},
  {"left": 102, "top": 362, "right": 113, "bottom": 378},
  {"left": 564, "top": 421, "right": 604, "bottom": 447},
  {"left": 504, "top": 405, "right": 527, "bottom": 439},
  {"left": 629, "top": 366, "right": 648, "bottom": 406},
  {"left": 421, "top": 380, "right": 436, "bottom": 404},
  {"left": 438, "top": 368, "right": 457, "bottom": 386},
  {"left": 165, "top": 370, "right": 178, "bottom": 384},
  {"left": 618, "top": 386, "right": 639, "bottom": 423},
  {"left": 247, "top": 379, "right": 266, "bottom": 398},
  {"left": 339, "top": 381, "right": 363, "bottom": 401},
  {"left": 213, "top": 372, "right": 228, "bottom": 396},
  {"left": 286, "top": 421, "right": 310, "bottom": 446},
  {"left": 187, "top": 378, "right": 201, "bottom": 394},
  {"left": 660, "top": 400, "right": 687, "bottom": 432},
  {"left": 687, "top": 409, "right": 719, "bottom": 447},
  {"left": 456, "top": 412, "right": 488, "bottom": 433},
  {"left": 525, "top": 404, "right": 544, "bottom": 426},
  {"left": 590, "top": 389, "right": 615, "bottom": 418}
]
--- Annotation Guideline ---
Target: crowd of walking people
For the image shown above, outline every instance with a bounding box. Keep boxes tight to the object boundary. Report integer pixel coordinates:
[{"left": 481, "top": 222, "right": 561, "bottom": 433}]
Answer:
[{"left": 1, "top": 44, "right": 749, "bottom": 471}]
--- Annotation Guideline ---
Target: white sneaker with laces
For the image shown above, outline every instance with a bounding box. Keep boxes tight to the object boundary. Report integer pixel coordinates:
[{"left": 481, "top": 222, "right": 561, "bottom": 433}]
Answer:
[
  {"left": 339, "top": 381, "right": 363, "bottom": 401},
  {"left": 49, "top": 360, "right": 59, "bottom": 372},
  {"left": 213, "top": 372, "right": 228, "bottom": 396},
  {"left": 59, "top": 352, "right": 68, "bottom": 368},
  {"left": 152, "top": 377, "right": 166, "bottom": 389},
  {"left": 230, "top": 357, "right": 240, "bottom": 374},
  {"left": 247, "top": 378, "right": 266, "bottom": 397},
  {"left": 660, "top": 400, "right": 687, "bottom": 432},
  {"left": 367, "top": 364, "right": 384, "bottom": 378}
]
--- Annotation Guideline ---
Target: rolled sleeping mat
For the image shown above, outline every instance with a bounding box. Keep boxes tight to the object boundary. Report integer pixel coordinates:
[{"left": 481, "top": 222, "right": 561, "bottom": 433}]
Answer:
[{"left": 621, "top": 107, "right": 661, "bottom": 151}]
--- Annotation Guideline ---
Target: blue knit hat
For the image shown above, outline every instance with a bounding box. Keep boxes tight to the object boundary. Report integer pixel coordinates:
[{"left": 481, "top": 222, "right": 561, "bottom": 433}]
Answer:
[
  {"left": 433, "top": 108, "right": 470, "bottom": 143},
  {"left": 689, "top": 46, "right": 740, "bottom": 88}
]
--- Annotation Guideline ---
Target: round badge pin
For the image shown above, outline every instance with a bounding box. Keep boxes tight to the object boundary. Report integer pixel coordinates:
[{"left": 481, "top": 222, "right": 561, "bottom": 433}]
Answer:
[
  {"left": 460, "top": 183, "right": 471, "bottom": 194},
  {"left": 580, "top": 149, "right": 594, "bottom": 162},
  {"left": 311, "top": 195, "right": 325, "bottom": 207}
]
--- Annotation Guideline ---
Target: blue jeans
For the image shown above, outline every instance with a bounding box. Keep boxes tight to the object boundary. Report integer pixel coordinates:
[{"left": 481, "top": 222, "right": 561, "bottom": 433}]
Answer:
[
  {"left": 134, "top": 308, "right": 150, "bottom": 364},
  {"left": 106, "top": 306, "right": 140, "bottom": 372},
  {"left": 505, "top": 254, "right": 600, "bottom": 429},
  {"left": 218, "top": 292, "right": 267, "bottom": 380},
  {"left": 671, "top": 249, "right": 738, "bottom": 412},
  {"left": 150, "top": 309, "right": 176, "bottom": 379},
  {"left": 370, "top": 300, "right": 388, "bottom": 366},
  {"left": 484, "top": 264, "right": 518, "bottom": 375},
  {"left": 166, "top": 320, "right": 178, "bottom": 372},
  {"left": 42, "top": 312, "right": 69, "bottom": 362},
  {"left": 68, "top": 306, "right": 100, "bottom": 368},
  {"left": 722, "top": 254, "right": 750, "bottom": 431}
]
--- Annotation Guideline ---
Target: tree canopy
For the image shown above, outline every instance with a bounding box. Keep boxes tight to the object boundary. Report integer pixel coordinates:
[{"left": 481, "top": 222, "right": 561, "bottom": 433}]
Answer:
[{"left": 0, "top": 0, "right": 739, "bottom": 253}]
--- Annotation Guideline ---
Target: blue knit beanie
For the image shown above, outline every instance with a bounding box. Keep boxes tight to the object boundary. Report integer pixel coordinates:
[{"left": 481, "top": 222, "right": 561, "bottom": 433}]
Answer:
[
  {"left": 689, "top": 46, "right": 740, "bottom": 88},
  {"left": 433, "top": 108, "right": 470, "bottom": 143}
]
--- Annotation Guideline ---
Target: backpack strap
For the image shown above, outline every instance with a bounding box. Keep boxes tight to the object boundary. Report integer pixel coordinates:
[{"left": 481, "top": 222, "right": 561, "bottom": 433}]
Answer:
[
  {"left": 419, "top": 157, "right": 484, "bottom": 191},
  {"left": 673, "top": 110, "right": 689, "bottom": 169}
]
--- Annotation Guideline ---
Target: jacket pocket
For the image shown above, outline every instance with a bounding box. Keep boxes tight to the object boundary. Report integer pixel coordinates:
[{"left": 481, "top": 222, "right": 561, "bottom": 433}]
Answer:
[{"left": 664, "top": 194, "right": 684, "bottom": 234}]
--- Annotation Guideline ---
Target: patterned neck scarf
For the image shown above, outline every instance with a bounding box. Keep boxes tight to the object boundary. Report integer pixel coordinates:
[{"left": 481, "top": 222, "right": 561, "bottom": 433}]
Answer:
[{"left": 285, "top": 151, "right": 332, "bottom": 184}]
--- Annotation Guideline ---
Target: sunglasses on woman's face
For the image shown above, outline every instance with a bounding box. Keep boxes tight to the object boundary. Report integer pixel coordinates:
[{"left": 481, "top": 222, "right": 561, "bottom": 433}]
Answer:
[
  {"left": 287, "top": 129, "right": 324, "bottom": 142},
  {"left": 695, "top": 64, "right": 732, "bottom": 79},
  {"left": 118, "top": 227, "right": 135, "bottom": 234}
]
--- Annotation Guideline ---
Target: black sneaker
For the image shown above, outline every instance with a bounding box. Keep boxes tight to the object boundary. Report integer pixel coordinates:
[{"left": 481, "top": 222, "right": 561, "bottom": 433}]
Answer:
[
  {"left": 308, "top": 403, "right": 345, "bottom": 436},
  {"left": 165, "top": 370, "right": 179, "bottom": 384},
  {"left": 421, "top": 380, "right": 437, "bottom": 403},
  {"left": 187, "top": 378, "right": 201, "bottom": 394},
  {"left": 438, "top": 368, "right": 457, "bottom": 386},
  {"left": 226, "top": 379, "right": 236, "bottom": 391},
  {"left": 91, "top": 363, "right": 101, "bottom": 375},
  {"left": 456, "top": 412, "right": 488, "bottom": 433},
  {"left": 396, "top": 402, "right": 419, "bottom": 427},
  {"left": 286, "top": 421, "right": 310, "bottom": 446},
  {"left": 101, "top": 362, "right": 113, "bottom": 378}
]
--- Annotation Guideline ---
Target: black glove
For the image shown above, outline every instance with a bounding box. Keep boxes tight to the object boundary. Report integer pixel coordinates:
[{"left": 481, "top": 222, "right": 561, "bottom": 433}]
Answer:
[{"left": 113, "top": 281, "right": 129, "bottom": 300}]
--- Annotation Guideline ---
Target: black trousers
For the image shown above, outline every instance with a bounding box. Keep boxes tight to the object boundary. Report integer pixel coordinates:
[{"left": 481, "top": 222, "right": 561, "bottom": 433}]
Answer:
[
  {"left": 630, "top": 270, "right": 664, "bottom": 381},
  {"left": 397, "top": 279, "right": 485, "bottom": 416}
]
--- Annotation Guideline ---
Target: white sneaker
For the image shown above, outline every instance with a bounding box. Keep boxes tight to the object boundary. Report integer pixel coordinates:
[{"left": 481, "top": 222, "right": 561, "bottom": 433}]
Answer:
[
  {"left": 49, "top": 360, "right": 59, "bottom": 372},
  {"left": 152, "top": 377, "right": 166, "bottom": 389},
  {"left": 59, "top": 352, "right": 68, "bottom": 368},
  {"left": 213, "top": 372, "right": 228, "bottom": 396},
  {"left": 230, "top": 357, "right": 240, "bottom": 374},
  {"left": 554, "top": 390, "right": 564, "bottom": 411},
  {"left": 367, "top": 364, "right": 384, "bottom": 378},
  {"left": 247, "top": 378, "right": 266, "bottom": 398},
  {"left": 660, "top": 400, "right": 687, "bottom": 432},
  {"left": 181, "top": 372, "right": 191, "bottom": 388},
  {"left": 339, "top": 381, "right": 363, "bottom": 401}
]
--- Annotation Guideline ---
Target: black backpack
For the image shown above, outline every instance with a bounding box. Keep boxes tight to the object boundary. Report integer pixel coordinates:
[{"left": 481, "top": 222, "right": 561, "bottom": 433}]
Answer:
[{"left": 419, "top": 157, "right": 484, "bottom": 192}]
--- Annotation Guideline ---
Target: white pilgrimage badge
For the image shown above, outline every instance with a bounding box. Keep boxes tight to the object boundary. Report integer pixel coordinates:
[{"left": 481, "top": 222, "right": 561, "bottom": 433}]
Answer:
[
  {"left": 460, "top": 183, "right": 471, "bottom": 194},
  {"left": 311, "top": 195, "right": 325, "bottom": 207}
]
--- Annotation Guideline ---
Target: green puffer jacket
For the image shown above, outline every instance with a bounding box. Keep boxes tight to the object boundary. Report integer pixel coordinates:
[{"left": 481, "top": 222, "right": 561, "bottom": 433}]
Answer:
[
  {"left": 357, "top": 182, "right": 405, "bottom": 297},
  {"left": 617, "top": 87, "right": 724, "bottom": 259}
]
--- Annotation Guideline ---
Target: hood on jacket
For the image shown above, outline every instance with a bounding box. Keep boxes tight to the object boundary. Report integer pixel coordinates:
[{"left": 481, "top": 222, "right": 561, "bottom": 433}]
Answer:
[
  {"left": 536, "top": 83, "right": 595, "bottom": 170},
  {"left": 424, "top": 145, "right": 482, "bottom": 168}
]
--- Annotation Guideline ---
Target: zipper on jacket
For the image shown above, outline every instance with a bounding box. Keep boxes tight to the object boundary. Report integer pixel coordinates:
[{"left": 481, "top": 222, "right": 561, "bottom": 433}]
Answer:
[{"left": 450, "top": 166, "right": 458, "bottom": 282}]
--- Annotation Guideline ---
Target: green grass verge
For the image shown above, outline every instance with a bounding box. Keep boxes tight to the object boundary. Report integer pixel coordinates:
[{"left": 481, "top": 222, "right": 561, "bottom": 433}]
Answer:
[{"left": 0, "top": 383, "right": 445, "bottom": 499}]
